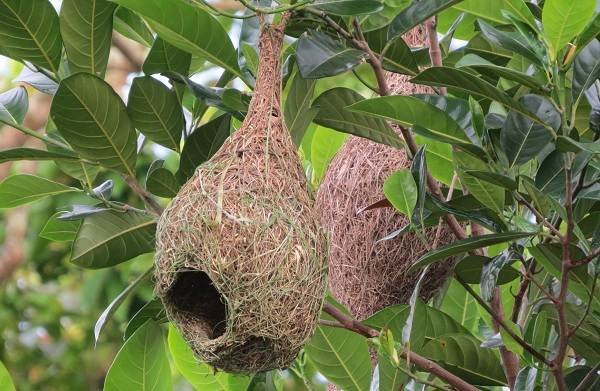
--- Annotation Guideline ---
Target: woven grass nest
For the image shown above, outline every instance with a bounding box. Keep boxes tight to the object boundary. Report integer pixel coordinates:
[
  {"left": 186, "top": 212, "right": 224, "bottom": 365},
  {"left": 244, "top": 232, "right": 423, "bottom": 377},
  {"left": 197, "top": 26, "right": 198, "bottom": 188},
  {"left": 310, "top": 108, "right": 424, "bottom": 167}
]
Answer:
[
  {"left": 154, "top": 17, "right": 327, "bottom": 373},
  {"left": 315, "top": 27, "right": 455, "bottom": 321}
]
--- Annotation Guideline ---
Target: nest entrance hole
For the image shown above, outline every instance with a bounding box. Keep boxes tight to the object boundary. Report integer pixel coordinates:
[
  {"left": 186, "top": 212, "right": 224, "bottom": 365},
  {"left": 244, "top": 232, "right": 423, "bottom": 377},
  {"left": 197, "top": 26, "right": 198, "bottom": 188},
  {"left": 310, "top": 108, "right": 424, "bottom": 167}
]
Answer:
[{"left": 167, "top": 270, "right": 227, "bottom": 339}]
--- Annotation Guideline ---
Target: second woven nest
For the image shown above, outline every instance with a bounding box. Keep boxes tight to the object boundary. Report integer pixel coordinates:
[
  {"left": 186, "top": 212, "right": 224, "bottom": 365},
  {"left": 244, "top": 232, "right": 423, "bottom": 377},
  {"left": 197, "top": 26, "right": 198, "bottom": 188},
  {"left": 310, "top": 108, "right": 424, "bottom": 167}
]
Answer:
[{"left": 154, "top": 18, "right": 327, "bottom": 373}]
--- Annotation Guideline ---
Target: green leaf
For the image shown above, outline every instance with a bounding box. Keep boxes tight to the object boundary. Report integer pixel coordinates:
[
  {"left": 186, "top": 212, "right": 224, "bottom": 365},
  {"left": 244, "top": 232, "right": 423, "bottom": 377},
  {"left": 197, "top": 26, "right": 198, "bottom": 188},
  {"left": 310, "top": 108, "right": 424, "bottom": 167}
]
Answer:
[
  {"left": 412, "top": 67, "right": 546, "bottom": 127},
  {"left": 503, "top": 0, "right": 538, "bottom": 31},
  {"left": 314, "top": 0, "right": 383, "bottom": 15},
  {"left": 0, "top": 174, "right": 79, "bottom": 208},
  {"left": 440, "top": 279, "right": 479, "bottom": 333},
  {"left": 71, "top": 210, "right": 156, "bottom": 269},
  {"left": 113, "top": 6, "right": 154, "bottom": 47},
  {"left": 312, "top": 87, "right": 402, "bottom": 148},
  {"left": 573, "top": 40, "right": 600, "bottom": 107},
  {"left": 104, "top": 321, "right": 171, "bottom": 391},
  {"left": 0, "top": 0, "right": 62, "bottom": 73},
  {"left": 575, "top": 13, "right": 600, "bottom": 53},
  {"left": 454, "top": 150, "right": 505, "bottom": 214},
  {"left": 296, "top": 31, "right": 364, "bottom": 79},
  {"left": 542, "top": 0, "right": 596, "bottom": 60},
  {"left": 51, "top": 73, "right": 138, "bottom": 176},
  {"left": 347, "top": 95, "right": 471, "bottom": 144},
  {"left": 0, "top": 148, "right": 79, "bottom": 164},
  {"left": 40, "top": 212, "right": 80, "bottom": 242},
  {"left": 464, "top": 171, "right": 518, "bottom": 190},
  {"left": 501, "top": 94, "right": 560, "bottom": 168},
  {"left": 0, "top": 361, "right": 15, "bottom": 391},
  {"left": 146, "top": 165, "right": 179, "bottom": 198},
  {"left": 500, "top": 321, "right": 524, "bottom": 356},
  {"left": 556, "top": 136, "right": 600, "bottom": 154},
  {"left": 113, "top": 0, "right": 241, "bottom": 77},
  {"left": 455, "top": 255, "right": 520, "bottom": 284},
  {"left": 178, "top": 114, "right": 231, "bottom": 183},
  {"left": 410, "top": 231, "right": 536, "bottom": 270},
  {"left": 466, "top": 63, "right": 545, "bottom": 91},
  {"left": 0, "top": 86, "right": 28, "bottom": 124},
  {"left": 365, "top": 27, "right": 419, "bottom": 75},
  {"left": 383, "top": 169, "right": 417, "bottom": 218},
  {"left": 46, "top": 131, "right": 102, "bottom": 183},
  {"left": 388, "top": 0, "right": 463, "bottom": 39},
  {"left": 127, "top": 76, "right": 183, "bottom": 152},
  {"left": 284, "top": 71, "right": 318, "bottom": 146},
  {"left": 477, "top": 20, "right": 542, "bottom": 66},
  {"left": 168, "top": 325, "right": 252, "bottom": 390},
  {"left": 125, "top": 298, "right": 166, "bottom": 340},
  {"left": 60, "top": 0, "right": 115, "bottom": 77},
  {"left": 309, "top": 126, "right": 347, "bottom": 185},
  {"left": 306, "top": 302, "right": 371, "bottom": 391},
  {"left": 421, "top": 334, "right": 507, "bottom": 386},
  {"left": 143, "top": 37, "right": 191, "bottom": 76},
  {"left": 415, "top": 135, "right": 454, "bottom": 186},
  {"left": 454, "top": 0, "right": 504, "bottom": 23},
  {"left": 95, "top": 267, "right": 152, "bottom": 343}
]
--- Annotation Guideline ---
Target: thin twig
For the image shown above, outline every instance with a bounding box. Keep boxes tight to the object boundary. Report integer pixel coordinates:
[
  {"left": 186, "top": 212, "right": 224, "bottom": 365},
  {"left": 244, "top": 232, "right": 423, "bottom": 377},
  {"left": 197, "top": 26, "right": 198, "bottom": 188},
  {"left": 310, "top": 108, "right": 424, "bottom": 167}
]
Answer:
[
  {"left": 123, "top": 174, "right": 164, "bottom": 216},
  {"left": 0, "top": 119, "right": 71, "bottom": 150},
  {"left": 568, "top": 275, "right": 597, "bottom": 337}
]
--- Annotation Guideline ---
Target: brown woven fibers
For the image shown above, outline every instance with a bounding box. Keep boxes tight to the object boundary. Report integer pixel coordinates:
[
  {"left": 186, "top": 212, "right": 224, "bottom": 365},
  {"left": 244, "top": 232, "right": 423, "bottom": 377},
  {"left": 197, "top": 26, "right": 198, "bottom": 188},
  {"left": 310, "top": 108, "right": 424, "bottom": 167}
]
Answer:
[
  {"left": 154, "top": 16, "right": 327, "bottom": 373},
  {"left": 315, "top": 26, "right": 454, "bottom": 321}
]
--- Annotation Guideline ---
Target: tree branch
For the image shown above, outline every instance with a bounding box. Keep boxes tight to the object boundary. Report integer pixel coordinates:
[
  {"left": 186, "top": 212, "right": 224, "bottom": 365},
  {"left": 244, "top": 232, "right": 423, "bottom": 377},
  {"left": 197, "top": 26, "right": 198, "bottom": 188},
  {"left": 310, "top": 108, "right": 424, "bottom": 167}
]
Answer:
[{"left": 123, "top": 174, "right": 164, "bottom": 216}]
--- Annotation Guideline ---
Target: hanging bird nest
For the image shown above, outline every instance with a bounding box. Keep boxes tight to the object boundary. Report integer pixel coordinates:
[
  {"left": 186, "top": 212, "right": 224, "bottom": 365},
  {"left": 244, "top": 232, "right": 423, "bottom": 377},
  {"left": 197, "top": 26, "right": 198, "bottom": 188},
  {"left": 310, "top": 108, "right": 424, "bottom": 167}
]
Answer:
[
  {"left": 315, "top": 26, "right": 455, "bottom": 321},
  {"left": 154, "top": 15, "right": 328, "bottom": 373}
]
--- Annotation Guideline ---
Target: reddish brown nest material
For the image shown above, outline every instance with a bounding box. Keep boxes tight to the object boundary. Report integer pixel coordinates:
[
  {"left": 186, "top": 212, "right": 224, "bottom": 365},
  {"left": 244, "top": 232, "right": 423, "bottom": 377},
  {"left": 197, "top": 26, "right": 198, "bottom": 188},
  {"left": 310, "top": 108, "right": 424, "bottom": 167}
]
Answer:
[
  {"left": 315, "top": 27, "right": 454, "bottom": 321},
  {"left": 154, "top": 17, "right": 327, "bottom": 373}
]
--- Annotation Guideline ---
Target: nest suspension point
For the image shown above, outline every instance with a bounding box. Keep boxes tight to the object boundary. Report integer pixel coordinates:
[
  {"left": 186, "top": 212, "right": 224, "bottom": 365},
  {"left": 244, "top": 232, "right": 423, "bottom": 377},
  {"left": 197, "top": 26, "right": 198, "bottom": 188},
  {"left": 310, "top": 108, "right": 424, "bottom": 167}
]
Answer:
[{"left": 154, "top": 16, "right": 328, "bottom": 373}]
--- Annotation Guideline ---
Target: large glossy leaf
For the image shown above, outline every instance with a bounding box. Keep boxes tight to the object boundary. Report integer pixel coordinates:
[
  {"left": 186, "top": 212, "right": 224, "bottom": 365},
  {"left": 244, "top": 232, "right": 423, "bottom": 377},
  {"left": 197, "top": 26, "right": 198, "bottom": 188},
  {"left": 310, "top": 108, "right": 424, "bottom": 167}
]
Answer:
[
  {"left": 306, "top": 299, "right": 371, "bottom": 391},
  {"left": 51, "top": 73, "right": 138, "bottom": 176},
  {"left": 501, "top": 94, "right": 560, "bottom": 168},
  {"left": 503, "top": 0, "right": 538, "bottom": 31},
  {"left": 71, "top": 210, "right": 156, "bottom": 269},
  {"left": 542, "top": 0, "right": 596, "bottom": 59},
  {"left": 146, "top": 161, "right": 179, "bottom": 198},
  {"left": 309, "top": 125, "right": 347, "bottom": 185},
  {"left": 478, "top": 20, "right": 542, "bottom": 66},
  {"left": 40, "top": 212, "right": 80, "bottom": 242},
  {"left": 573, "top": 39, "right": 600, "bottom": 107},
  {"left": 388, "top": 0, "right": 463, "bottom": 39},
  {"left": 454, "top": 150, "right": 505, "bottom": 214},
  {"left": 440, "top": 280, "right": 479, "bottom": 333},
  {"left": 312, "top": 87, "right": 402, "bottom": 148},
  {"left": 113, "top": 6, "right": 154, "bottom": 47},
  {"left": 142, "top": 37, "right": 191, "bottom": 76},
  {"left": 415, "top": 134, "right": 454, "bottom": 186},
  {"left": 0, "top": 361, "right": 15, "bottom": 391},
  {"left": 314, "top": 0, "right": 383, "bottom": 15},
  {"left": 0, "top": 148, "right": 79, "bottom": 164},
  {"left": 296, "top": 31, "right": 364, "bottom": 79},
  {"left": 113, "top": 0, "right": 240, "bottom": 77},
  {"left": 454, "top": 0, "right": 504, "bottom": 23},
  {"left": 284, "top": 71, "right": 318, "bottom": 146},
  {"left": 365, "top": 27, "right": 418, "bottom": 75},
  {"left": 127, "top": 76, "right": 183, "bottom": 152},
  {"left": 410, "top": 231, "right": 536, "bottom": 270},
  {"left": 383, "top": 169, "right": 417, "bottom": 218},
  {"left": 124, "top": 298, "right": 166, "bottom": 340},
  {"left": 0, "top": 87, "right": 28, "bottom": 125},
  {"left": 178, "top": 114, "right": 231, "bottom": 183},
  {"left": 466, "top": 63, "right": 545, "bottom": 91},
  {"left": 421, "top": 334, "right": 507, "bottom": 386},
  {"left": 0, "top": 175, "right": 79, "bottom": 208},
  {"left": 0, "top": 0, "right": 62, "bottom": 73},
  {"left": 348, "top": 95, "right": 470, "bottom": 144},
  {"left": 60, "top": 0, "right": 115, "bottom": 77},
  {"left": 168, "top": 325, "right": 252, "bottom": 390},
  {"left": 104, "top": 321, "right": 171, "bottom": 391},
  {"left": 412, "top": 67, "right": 546, "bottom": 128}
]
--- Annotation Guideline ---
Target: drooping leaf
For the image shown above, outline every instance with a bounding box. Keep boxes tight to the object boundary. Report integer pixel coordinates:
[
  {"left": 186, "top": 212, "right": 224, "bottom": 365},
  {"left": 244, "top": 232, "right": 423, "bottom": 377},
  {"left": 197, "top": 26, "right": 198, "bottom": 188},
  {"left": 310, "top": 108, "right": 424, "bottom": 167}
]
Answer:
[
  {"left": 14, "top": 66, "right": 59, "bottom": 95},
  {"left": 383, "top": 169, "right": 417, "bottom": 218},
  {"left": 388, "top": 0, "right": 464, "bottom": 39},
  {"left": 0, "top": 175, "right": 79, "bottom": 208},
  {"left": 454, "top": 150, "right": 505, "bottom": 214},
  {"left": 284, "top": 70, "right": 318, "bottom": 146},
  {"left": 40, "top": 212, "right": 81, "bottom": 242},
  {"left": 94, "top": 267, "right": 152, "bottom": 344},
  {"left": 127, "top": 76, "right": 183, "bottom": 152},
  {"left": 104, "top": 321, "right": 171, "bottom": 391},
  {"left": 177, "top": 114, "right": 231, "bottom": 183},
  {"left": 480, "top": 249, "right": 520, "bottom": 301},
  {"left": 71, "top": 210, "right": 156, "bottom": 269},
  {"left": 0, "top": 361, "right": 15, "bottom": 391},
  {"left": 0, "top": 0, "right": 62, "bottom": 73},
  {"left": 312, "top": 87, "right": 402, "bottom": 148},
  {"left": 0, "top": 148, "right": 78, "bottom": 165},
  {"left": 501, "top": 94, "right": 560, "bottom": 168},
  {"left": 113, "top": 6, "right": 154, "bottom": 47},
  {"left": 314, "top": 0, "right": 383, "bottom": 15},
  {"left": 0, "top": 86, "right": 28, "bottom": 125},
  {"left": 347, "top": 95, "right": 471, "bottom": 144},
  {"left": 60, "top": 0, "right": 115, "bottom": 77},
  {"left": 410, "top": 146, "right": 428, "bottom": 226},
  {"left": 113, "top": 0, "right": 241, "bottom": 77},
  {"left": 421, "top": 334, "right": 507, "bottom": 386},
  {"left": 168, "top": 325, "right": 252, "bottom": 390},
  {"left": 296, "top": 31, "right": 364, "bottom": 79},
  {"left": 542, "top": 0, "right": 596, "bottom": 59},
  {"left": 51, "top": 73, "right": 138, "bottom": 176},
  {"left": 143, "top": 37, "right": 191, "bottom": 76},
  {"left": 410, "top": 231, "right": 536, "bottom": 270},
  {"left": 573, "top": 39, "right": 600, "bottom": 107}
]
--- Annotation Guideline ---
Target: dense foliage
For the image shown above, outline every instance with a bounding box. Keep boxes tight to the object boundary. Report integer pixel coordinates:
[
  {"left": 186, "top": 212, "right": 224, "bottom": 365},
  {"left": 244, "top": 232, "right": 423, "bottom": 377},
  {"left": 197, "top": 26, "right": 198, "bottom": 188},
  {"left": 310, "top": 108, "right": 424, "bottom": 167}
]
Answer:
[{"left": 0, "top": 0, "right": 598, "bottom": 390}]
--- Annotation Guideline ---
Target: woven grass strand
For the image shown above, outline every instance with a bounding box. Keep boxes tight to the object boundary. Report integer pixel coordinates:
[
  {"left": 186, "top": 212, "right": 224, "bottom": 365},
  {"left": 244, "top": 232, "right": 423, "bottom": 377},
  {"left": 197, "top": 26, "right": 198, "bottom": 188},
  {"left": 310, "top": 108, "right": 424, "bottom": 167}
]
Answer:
[
  {"left": 316, "top": 26, "right": 454, "bottom": 321},
  {"left": 155, "top": 16, "right": 327, "bottom": 373}
]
